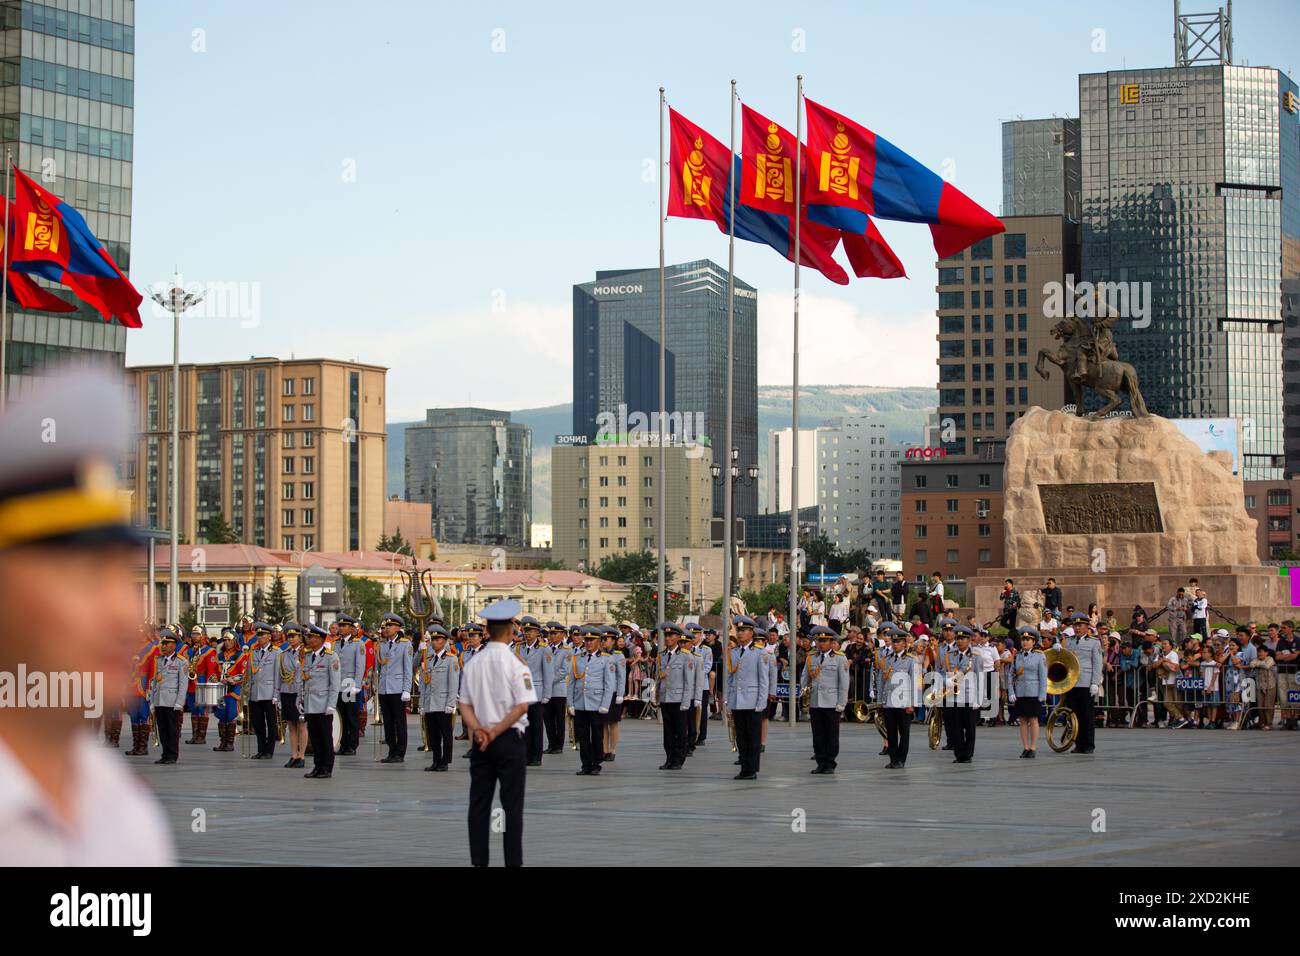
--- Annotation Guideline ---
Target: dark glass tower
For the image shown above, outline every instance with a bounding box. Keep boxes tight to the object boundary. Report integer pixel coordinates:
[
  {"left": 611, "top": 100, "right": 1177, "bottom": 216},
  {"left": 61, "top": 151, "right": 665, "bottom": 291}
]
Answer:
[
  {"left": 572, "top": 259, "right": 759, "bottom": 517},
  {"left": 404, "top": 408, "right": 531, "bottom": 547},
  {"left": 0, "top": 1, "right": 135, "bottom": 397},
  {"left": 1080, "top": 65, "right": 1298, "bottom": 480},
  {"left": 1002, "top": 118, "right": 1081, "bottom": 220}
]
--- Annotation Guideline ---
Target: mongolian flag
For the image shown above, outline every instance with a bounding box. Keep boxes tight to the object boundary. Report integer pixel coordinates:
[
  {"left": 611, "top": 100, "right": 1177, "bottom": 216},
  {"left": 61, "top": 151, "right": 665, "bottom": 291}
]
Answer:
[
  {"left": 2, "top": 202, "right": 77, "bottom": 313},
  {"left": 803, "top": 97, "right": 1004, "bottom": 258},
  {"left": 8, "top": 166, "right": 143, "bottom": 327}
]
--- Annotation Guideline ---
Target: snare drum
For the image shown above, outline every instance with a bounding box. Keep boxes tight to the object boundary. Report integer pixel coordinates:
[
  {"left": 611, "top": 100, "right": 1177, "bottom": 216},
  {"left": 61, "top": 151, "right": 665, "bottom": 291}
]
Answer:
[{"left": 196, "top": 682, "right": 226, "bottom": 707}]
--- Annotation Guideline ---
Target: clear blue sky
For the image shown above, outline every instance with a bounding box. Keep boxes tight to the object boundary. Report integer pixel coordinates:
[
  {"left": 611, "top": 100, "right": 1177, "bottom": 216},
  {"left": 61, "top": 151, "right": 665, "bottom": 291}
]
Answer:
[{"left": 126, "top": 0, "right": 1300, "bottom": 418}]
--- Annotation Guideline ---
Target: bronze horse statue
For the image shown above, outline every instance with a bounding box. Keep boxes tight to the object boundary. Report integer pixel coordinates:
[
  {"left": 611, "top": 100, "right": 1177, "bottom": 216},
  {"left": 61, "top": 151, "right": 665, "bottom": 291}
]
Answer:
[{"left": 1035, "top": 316, "right": 1149, "bottom": 419}]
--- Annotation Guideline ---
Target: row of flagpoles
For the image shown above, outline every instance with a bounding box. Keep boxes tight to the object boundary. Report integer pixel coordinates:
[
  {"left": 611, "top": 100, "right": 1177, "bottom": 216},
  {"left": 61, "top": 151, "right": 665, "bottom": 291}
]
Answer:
[
  {"left": 0, "top": 148, "right": 144, "bottom": 408},
  {"left": 655, "top": 76, "right": 1004, "bottom": 717}
]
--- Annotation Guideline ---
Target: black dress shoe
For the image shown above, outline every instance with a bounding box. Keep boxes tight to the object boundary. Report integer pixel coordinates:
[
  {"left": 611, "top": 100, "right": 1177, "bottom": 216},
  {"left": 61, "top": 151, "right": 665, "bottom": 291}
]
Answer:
[
  {"left": 941, "top": 744, "right": 953, "bottom": 751},
  {"left": 733, "top": 759, "right": 742, "bottom": 765},
  {"left": 589, "top": 766, "right": 601, "bottom": 774},
  {"left": 295, "top": 758, "right": 306, "bottom": 768},
  {"left": 1019, "top": 749, "right": 1030, "bottom": 758},
  {"left": 154, "top": 757, "right": 174, "bottom": 764},
  {"left": 659, "top": 762, "right": 673, "bottom": 770},
  {"left": 284, "top": 757, "right": 296, "bottom": 767},
  {"left": 576, "top": 768, "right": 591, "bottom": 775},
  {"left": 1026, "top": 750, "right": 1036, "bottom": 758},
  {"left": 604, "top": 754, "right": 615, "bottom": 762},
  {"left": 955, "top": 757, "right": 971, "bottom": 764},
  {"left": 526, "top": 760, "right": 542, "bottom": 767},
  {"left": 314, "top": 771, "right": 332, "bottom": 778},
  {"left": 304, "top": 770, "right": 320, "bottom": 778},
  {"left": 733, "top": 772, "right": 756, "bottom": 780},
  {"left": 695, "top": 741, "right": 705, "bottom": 747},
  {"left": 425, "top": 764, "right": 438, "bottom": 771},
  {"left": 810, "top": 766, "right": 825, "bottom": 774},
  {"left": 760, "top": 745, "right": 765, "bottom": 753},
  {"left": 435, "top": 763, "right": 449, "bottom": 771},
  {"left": 886, "top": 761, "right": 900, "bottom": 769},
  {"left": 879, "top": 747, "right": 890, "bottom": 756}
]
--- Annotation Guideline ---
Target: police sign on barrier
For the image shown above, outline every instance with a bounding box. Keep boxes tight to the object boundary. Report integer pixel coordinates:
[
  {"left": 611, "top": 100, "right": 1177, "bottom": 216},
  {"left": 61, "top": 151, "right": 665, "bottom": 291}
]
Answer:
[
  {"left": 1287, "top": 690, "right": 1300, "bottom": 705},
  {"left": 1174, "top": 676, "right": 1205, "bottom": 691}
]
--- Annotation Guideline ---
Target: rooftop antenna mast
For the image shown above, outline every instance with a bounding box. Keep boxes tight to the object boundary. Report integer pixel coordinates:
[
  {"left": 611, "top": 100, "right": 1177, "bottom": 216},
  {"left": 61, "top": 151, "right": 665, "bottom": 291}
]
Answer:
[{"left": 1175, "top": 0, "right": 1233, "bottom": 67}]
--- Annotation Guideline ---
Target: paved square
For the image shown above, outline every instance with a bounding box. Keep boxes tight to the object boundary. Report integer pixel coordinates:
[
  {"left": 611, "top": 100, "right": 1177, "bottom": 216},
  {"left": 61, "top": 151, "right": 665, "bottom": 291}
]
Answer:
[{"left": 129, "top": 717, "right": 1300, "bottom": 866}]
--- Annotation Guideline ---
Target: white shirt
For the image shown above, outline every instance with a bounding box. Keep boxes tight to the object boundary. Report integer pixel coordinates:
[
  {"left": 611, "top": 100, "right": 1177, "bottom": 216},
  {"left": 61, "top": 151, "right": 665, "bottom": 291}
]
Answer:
[
  {"left": 972, "top": 643, "right": 998, "bottom": 673},
  {"left": 1162, "top": 650, "right": 1180, "bottom": 685},
  {"left": 0, "top": 732, "right": 173, "bottom": 866},
  {"left": 458, "top": 641, "right": 537, "bottom": 733}
]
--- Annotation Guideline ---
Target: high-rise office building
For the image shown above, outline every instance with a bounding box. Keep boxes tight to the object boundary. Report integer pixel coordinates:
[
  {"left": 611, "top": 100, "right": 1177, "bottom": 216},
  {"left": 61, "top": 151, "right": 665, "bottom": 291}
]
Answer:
[
  {"left": 551, "top": 443, "right": 711, "bottom": 572},
  {"left": 0, "top": 1, "right": 136, "bottom": 397},
  {"left": 125, "top": 357, "right": 387, "bottom": 552},
  {"left": 1002, "top": 118, "right": 1081, "bottom": 220},
  {"left": 404, "top": 408, "right": 531, "bottom": 547},
  {"left": 815, "top": 417, "right": 903, "bottom": 558},
  {"left": 935, "top": 218, "right": 1077, "bottom": 455},
  {"left": 571, "top": 259, "right": 758, "bottom": 517},
  {"left": 1285, "top": 278, "right": 1300, "bottom": 477},
  {"left": 765, "top": 427, "right": 818, "bottom": 514},
  {"left": 1080, "top": 65, "right": 1299, "bottom": 480}
]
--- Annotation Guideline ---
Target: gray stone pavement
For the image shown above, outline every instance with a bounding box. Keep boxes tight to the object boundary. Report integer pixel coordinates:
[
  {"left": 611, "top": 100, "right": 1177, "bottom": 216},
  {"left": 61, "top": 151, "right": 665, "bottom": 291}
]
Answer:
[{"left": 125, "top": 716, "right": 1300, "bottom": 866}]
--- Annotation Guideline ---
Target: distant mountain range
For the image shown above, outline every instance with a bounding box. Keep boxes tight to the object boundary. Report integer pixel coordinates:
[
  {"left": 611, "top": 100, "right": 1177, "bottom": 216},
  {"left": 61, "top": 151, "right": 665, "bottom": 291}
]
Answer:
[{"left": 386, "top": 385, "right": 937, "bottom": 524}]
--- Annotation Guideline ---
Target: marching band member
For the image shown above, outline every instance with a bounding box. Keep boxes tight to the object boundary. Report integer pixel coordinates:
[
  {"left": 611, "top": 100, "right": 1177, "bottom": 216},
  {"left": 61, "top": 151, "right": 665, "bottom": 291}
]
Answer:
[
  {"left": 334, "top": 613, "right": 367, "bottom": 756},
  {"left": 149, "top": 627, "right": 188, "bottom": 764},
  {"left": 694, "top": 627, "right": 717, "bottom": 743},
  {"left": 799, "top": 625, "right": 849, "bottom": 774},
  {"left": 543, "top": 622, "right": 573, "bottom": 753},
  {"left": 948, "top": 625, "right": 982, "bottom": 763},
  {"left": 680, "top": 624, "right": 702, "bottom": 754},
  {"left": 726, "top": 616, "right": 770, "bottom": 781},
  {"left": 881, "top": 627, "right": 920, "bottom": 769},
  {"left": 125, "top": 629, "right": 160, "bottom": 756},
  {"left": 277, "top": 623, "right": 307, "bottom": 768},
  {"left": 933, "top": 619, "right": 958, "bottom": 749},
  {"left": 419, "top": 624, "right": 460, "bottom": 771},
  {"left": 457, "top": 623, "right": 485, "bottom": 752},
  {"left": 1010, "top": 626, "right": 1047, "bottom": 758},
  {"left": 212, "top": 629, "right": 248, "bottom": 752},
  {"left": 656, "top": 623, "right": 696, "bottom": 770},
  {"left": 600, "top": 627, "right": 626, "bottom": 761},
  {"left": 358, "top": 620, "right": 376, "bottom": 740},
  {"left": 515, "top": 616, "right": 553, "bottom": 767},
  {"left": 186, "top": 629, "right": 219, "bottom": 745},
  {"left": 375, "top": 612, "right": 413, "bottom": 763},
  {"left": 459, "top": 599, "right": 536, "bottom": 867},
  {"left": 1064, "top": 612, "right": 1103, "bottom": 754},
  {"left": 247, "top": 622, "right": 280, "bottom": 759},
  {"left": 568, "top": 625, "right": 617, "bottom": 775},
  {"left": 301, "top": 624, "right": 341, "bottom": 778},
  {"left": 753, "top": 625, "right": 777, "bottom": 753}
]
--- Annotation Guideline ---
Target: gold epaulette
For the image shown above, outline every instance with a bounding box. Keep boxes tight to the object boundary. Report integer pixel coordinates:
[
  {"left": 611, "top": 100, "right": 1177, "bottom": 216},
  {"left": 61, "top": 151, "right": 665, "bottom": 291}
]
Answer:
[{"left": 321, "top": 646, "right": 335, "bottom": 655}]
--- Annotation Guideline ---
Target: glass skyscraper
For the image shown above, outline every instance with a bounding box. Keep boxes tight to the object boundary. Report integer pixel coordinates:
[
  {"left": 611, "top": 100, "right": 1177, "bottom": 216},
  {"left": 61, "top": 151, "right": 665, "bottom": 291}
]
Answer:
[
  {"left": 1002, "top": 118, "right": 1081, "bottom": 220},
  {"left": 0, "top": 1, "right": 134, "bottom": 398},
  {"left": 1080, "top": 65, "right": 1298, "bottom": 480},
  {"left": 404, "top": 408, "right": 532, "bottom": 548},
  {"left": 572, "top": 259, "right": 759, "bottom": 518}
]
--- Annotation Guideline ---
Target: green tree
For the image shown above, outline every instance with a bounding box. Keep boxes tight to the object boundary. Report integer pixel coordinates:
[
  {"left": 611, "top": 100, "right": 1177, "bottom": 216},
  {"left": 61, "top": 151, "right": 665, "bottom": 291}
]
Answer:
[
  {"left": 252, "top": 587, "right": 267, "bottom": 621},
  {"left": 612, "top": 583, "right": 687, "bottom": 631},
  {"left": 178, "top": 605, "right": 198, "bottom": 634},
  {"left": 377, "top": 530, "right": 414, "bottom": 557},
  {"left": 536, "top": 558, "right": 568, "bottom": 571},
  {"left": 592, "top": 550, "right": 657, "bottom": 584},
  {"left": 741, "top": 582, "right": 792, "bottom": 618},
  {"left": 801, "top": 531, "right": 839, "bottom": 571},
  {"left": 342, "top": 574, "right": 390, "bottom": 626},
  {"left": 201, "top": 513, "right": 240, "bottom": 544},
  {"left": 264, "top": 572, "right": 293, "bottom": 623}
]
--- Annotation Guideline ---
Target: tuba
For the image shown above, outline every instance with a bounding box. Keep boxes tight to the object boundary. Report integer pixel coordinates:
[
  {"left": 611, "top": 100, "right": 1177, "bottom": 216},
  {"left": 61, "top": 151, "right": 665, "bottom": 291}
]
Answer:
[{"left": 1044, "top": 647, "right": 1081, "bottom": 696}]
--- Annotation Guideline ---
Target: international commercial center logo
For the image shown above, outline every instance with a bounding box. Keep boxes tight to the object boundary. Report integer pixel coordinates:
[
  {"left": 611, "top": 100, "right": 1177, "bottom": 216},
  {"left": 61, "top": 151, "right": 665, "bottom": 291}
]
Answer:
[{"left": 1119, "top": 83, "right": 1140, "bottom": 105}]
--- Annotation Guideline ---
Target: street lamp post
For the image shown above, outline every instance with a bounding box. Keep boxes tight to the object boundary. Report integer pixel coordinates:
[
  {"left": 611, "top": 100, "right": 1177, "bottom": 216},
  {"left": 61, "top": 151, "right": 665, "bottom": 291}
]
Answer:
[
  {"left": 149, "top": 278, "right": 204, "bottom": 626},
  {"left": 711, "top": 448, "right": 758, "bottom": 600}
]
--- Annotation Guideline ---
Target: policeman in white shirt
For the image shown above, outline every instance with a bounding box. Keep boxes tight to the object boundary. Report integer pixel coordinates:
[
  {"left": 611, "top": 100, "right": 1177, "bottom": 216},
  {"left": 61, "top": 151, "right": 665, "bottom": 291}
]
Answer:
[
  {"left": 0, "top": 368, "right": 173, "bottom": 865},
  {"left": 459, "top": 599, "right": 537, "bottom": 867}
]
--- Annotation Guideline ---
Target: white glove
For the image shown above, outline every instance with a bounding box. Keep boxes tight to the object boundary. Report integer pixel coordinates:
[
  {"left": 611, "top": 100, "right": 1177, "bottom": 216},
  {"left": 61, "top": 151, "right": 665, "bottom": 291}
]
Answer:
[
  {"left": 326, "top": 706, "right": 335, "bottom": 716},
  {"left": 1009, "top": 692, "right": 1017, "bottom": 704},
  {"left": 174, "top": 705, "right": 183, "bottom": 712},
  {"left": 568, "top": 706, "right": 576, "bottom": 716},
  {"left": 1089, "top": 683, "right": 1099, "bottom": 698},
  {"left": 598, "top": 707, "right": 608, "bottom": 714},
  {"left": 836, "top": 706, "right": 845, "bottom": 715},
  {"left": 444, "top": 706, "right": 455, "bottom": 714},
  {"left": 400, "top": 691, "right": 411, "bottom": 702},
  {"left": 615, "top": 696, "right": 623, "bottom": 704},
  {"left": 542, "top": 697, "right": 550, "bottom": 705}
]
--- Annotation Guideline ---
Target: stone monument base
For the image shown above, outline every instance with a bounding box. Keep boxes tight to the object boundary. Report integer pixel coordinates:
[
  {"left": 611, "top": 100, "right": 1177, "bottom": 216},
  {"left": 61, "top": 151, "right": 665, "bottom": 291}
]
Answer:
[{"left": 968, "top": 565, "right": 1293, "bottom": 632}]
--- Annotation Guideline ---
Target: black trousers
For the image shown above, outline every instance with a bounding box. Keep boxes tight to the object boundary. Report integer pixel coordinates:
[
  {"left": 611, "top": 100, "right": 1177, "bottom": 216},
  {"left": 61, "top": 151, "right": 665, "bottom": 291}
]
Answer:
[
  {"left": 810, "top": 706, "right": 840, "bottom": 768},
  {"left": 379, "top": 693, "right": 407, "bottom": 757},
  {"left": 695, "top": 690, "right": 710, "bottom": 743},
  {"left": 732, "top": 708, "right": 762, "bottom": 776},
  {"left": 883, "top": 708, "right": 910, "bottom": 764},
  {"left": 1064, "top": 686, "right": 1096, "bottom": 750},
  {"left": 250, "top": 698, "right": 276, "bottom": 755},
  {"left": 468, "top": 729, "right": 525, "bottom": 867},
  {"left": 544, "top": 696, "right": 567, "bottom": 750},
  {"left": 306, "top": 713, "right": 335, "bottom": 773},
  {"left": 947, "top": 705, "right": 977, "bottom": 759},
  {"left": 573, "top": 709, "right": 604, "bottom": 771},
  {"left": 524, "top": 702, "right": 545, "bottom": 763},
  {"left": 423, "top": 711, "right": 453, "bottom": 766},
  {"left": 337, "top": 693, "right": 360, "bottom": 751},
  {"left": 661, "top": 702, "right": 686, "bottom": 766},
  {"left": 155, "top": 707, "right": 180, "bottom": 761}
]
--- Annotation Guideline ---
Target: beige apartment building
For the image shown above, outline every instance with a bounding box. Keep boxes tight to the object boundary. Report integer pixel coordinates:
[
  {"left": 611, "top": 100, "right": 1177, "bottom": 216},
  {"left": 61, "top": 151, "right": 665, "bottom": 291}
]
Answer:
[
  {"left": 125, "top": 357, "right": 387, "bottom": 553},
  {"left": 552, "top": 443, "right": 712, "bottom": 571}
]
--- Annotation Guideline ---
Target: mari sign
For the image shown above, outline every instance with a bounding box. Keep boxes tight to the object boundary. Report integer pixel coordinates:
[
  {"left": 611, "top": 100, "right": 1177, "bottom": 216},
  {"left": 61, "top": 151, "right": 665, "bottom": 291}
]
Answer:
[{"left": 1037, "top": 482, "right": 1164, "bottom": 535}]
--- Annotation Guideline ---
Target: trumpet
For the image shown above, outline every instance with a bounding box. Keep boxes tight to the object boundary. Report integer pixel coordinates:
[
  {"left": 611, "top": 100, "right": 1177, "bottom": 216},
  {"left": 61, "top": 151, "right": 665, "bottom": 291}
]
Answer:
[{"left": 725, "top": 707, "right": 737, "bottom": 752}]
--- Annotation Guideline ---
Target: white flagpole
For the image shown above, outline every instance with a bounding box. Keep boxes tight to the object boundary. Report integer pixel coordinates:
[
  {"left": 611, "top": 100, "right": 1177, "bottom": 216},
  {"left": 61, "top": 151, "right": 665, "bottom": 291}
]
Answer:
[
  {"left": 1, "top": 146, "right": 11, "bottom": 411},
  {"left": 657, "top": 87, "right": 666, "bottom": 656},
  {"left": 787, "top": 75, "right": 803, "bottom": 727},
  {"left": 720, "top": 79, "right": 737, "bottom": 709}
]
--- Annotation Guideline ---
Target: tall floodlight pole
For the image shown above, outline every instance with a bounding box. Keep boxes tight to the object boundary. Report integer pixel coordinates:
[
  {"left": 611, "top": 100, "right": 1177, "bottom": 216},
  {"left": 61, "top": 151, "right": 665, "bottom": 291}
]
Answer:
[
  {"left": 787, "top": 75, "right": 803, "bottom": 727},
  {"left": 150, "top": 278, "right": 204, "bottom": 625},
  {"left": 721, "top": 79, "right": 738, "bottom": 707}
]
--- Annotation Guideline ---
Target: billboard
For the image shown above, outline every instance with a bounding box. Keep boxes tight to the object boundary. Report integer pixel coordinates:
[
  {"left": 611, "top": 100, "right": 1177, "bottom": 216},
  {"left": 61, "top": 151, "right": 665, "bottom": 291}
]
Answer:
[{"left": 1172, "top": 418, "right": 1240, "bottom": 475}]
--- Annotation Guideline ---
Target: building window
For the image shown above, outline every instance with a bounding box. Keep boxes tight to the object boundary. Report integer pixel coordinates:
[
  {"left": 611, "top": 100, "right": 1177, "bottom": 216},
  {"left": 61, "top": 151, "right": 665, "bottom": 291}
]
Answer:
[
  {"left": 1267, "top": 490, "right": 1291, "bottom": 506},
  {"left": 914, "top": 526, "right": 927, "bottom": 538},
  {"left": 302, "top": 404, "right": 315, "bottom": 422},
  {"left": 978, "top": 473, "right": 991, "bottom": 487},
  {"left": 302, "top": 457, "right": 314, "bottom": 474},
  {"left": 282, "top": 509, "right": 295, "bottom": 526},
  {"left": 915, "top": 549, "right": 928, "bottom": 563},
  {"left": 947, "top": 524, "right": 959, "bottom": 537},
  {"left": 302, "top": 509, "right": 314, "bottom": 526},
  {"left": 283, "top": 378, "right": 295, "bottom": 396},
  {"left": 1003, "top": 234, "right": 1025, "bottom": 258},
  {"left": 978, "top": 549, "right": 991, "bottom": 563},
  {"left": 914, "top": 500, "right": 927, "bottom": 512},
  {"left": 946, "top": 474, "right": 958, "bottom": 488},
  {"left": 282, "top": 405, "right": 294, "bottom": 422},
  {"left": 302, "top": 378, "right": 315, "bottom": 396},
  {"left": 914, "top": 475, "right": 927, "bottom": 489},
  {"left": 302, "top": 483, "right": 315, "bottom": 500},
  {"left": 282, "top": 484, "right": 295, "bottom": 500},
  {"left": 946, "top": 549, "right": 959, "bottom": 562},
  {"left": 978, "top": 524, "right": 990, "bottom": 537},
  {"left": 282, "top": 536, "right": 295, "bottom": 549},
  {"left": 946, "top": 499, "right": 959, "bottom": 512},
  {"left": 283, "top": 457, "right": 294, "bottom": 474}
]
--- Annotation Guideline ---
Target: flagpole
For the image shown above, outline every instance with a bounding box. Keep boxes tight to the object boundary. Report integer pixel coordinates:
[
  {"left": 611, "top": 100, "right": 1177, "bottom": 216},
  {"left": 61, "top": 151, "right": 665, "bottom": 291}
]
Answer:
[
  {"left": 787, "top": 74, "right": 803, "bottom": 728},
  {"left": 0, "top": 147, "right": 11, "bottom": 412},
  {"left": 720, "top": 78, "right": 737, "bottom": 709},
  {"left": 656, "top": 86, "right": 666, "bottom": 658}
]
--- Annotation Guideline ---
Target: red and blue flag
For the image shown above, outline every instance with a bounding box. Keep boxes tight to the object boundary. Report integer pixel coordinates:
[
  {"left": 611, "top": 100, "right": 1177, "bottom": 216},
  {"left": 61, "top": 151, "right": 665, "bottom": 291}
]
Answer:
[{"left": 8, "top": 166, "right": 142, "bottom": 328}]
